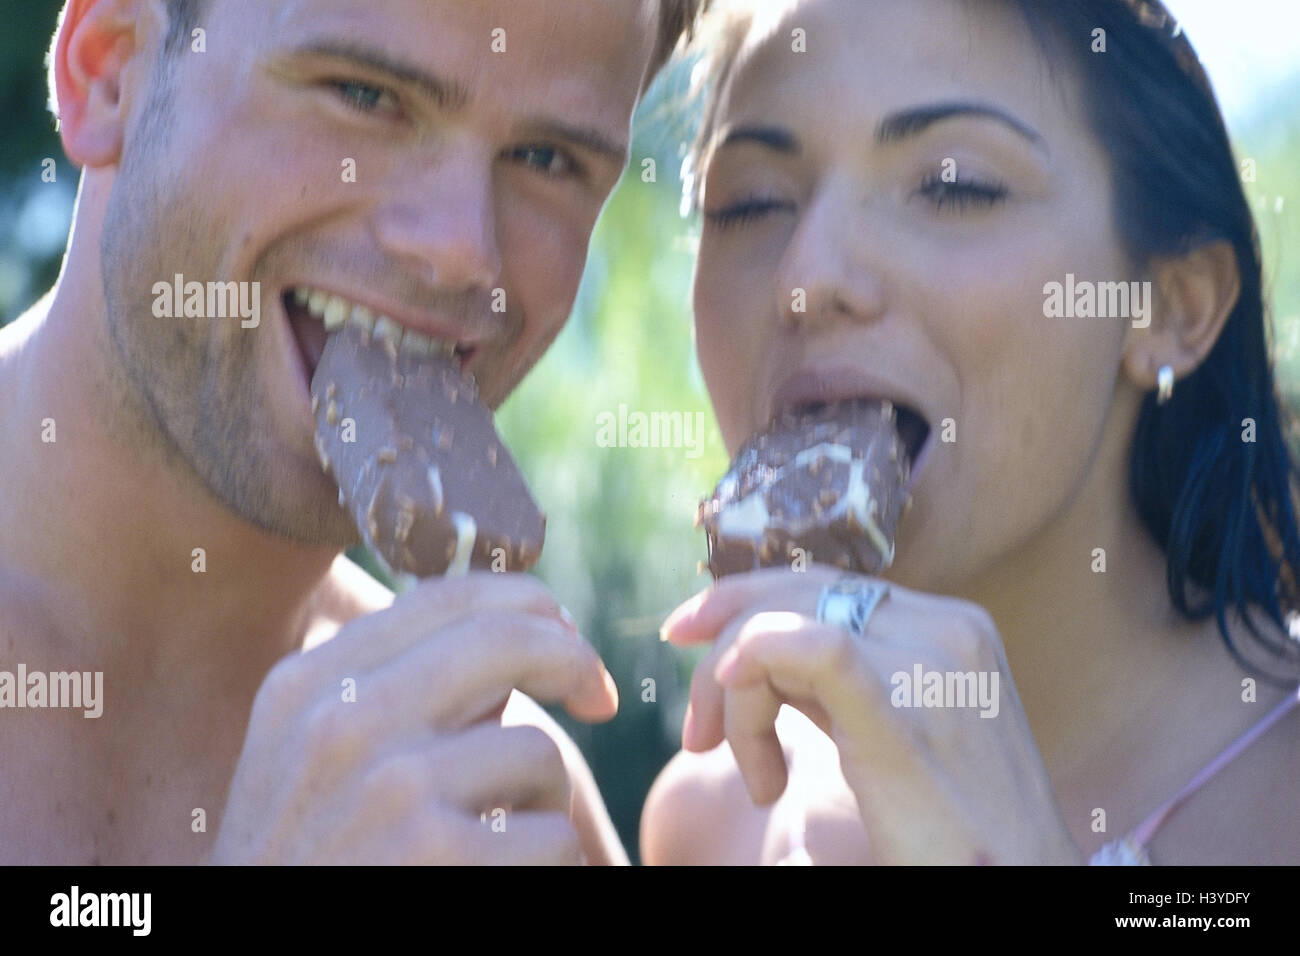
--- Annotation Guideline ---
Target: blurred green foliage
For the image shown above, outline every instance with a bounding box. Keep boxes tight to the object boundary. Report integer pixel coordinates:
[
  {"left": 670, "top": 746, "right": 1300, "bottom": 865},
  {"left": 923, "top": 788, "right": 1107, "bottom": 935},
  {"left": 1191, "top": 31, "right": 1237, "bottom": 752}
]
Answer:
[
  {"left": 490, "top": 76, "right": 727, "bottom": 857},
  {"left": 2, "top": 0, "right": 1297, "bottom": 862}
]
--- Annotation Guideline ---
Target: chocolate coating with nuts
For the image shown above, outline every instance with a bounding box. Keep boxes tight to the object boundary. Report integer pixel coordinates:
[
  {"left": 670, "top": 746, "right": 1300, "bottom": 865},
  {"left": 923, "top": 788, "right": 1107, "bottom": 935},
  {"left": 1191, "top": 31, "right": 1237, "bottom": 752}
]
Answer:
[
  {"left": 698, "top": 399, "right": 910, "bottom": 578},
  {"left": 311, "top": 324, "right": 545, "bottom": 576}
]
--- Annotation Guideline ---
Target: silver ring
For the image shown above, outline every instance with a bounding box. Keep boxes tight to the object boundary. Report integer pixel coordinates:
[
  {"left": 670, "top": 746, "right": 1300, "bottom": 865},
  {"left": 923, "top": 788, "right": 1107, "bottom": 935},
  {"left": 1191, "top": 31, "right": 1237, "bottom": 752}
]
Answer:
[{"left": 816, "top": 577, "right": 889, "bottom": 638}]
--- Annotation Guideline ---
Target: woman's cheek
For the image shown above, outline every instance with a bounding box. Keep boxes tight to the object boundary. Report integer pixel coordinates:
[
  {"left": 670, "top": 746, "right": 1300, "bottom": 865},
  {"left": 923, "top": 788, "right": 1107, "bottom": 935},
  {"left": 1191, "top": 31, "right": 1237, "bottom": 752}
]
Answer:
[{"left": 694, "top": 241, "right": 763, "bottom": 444}]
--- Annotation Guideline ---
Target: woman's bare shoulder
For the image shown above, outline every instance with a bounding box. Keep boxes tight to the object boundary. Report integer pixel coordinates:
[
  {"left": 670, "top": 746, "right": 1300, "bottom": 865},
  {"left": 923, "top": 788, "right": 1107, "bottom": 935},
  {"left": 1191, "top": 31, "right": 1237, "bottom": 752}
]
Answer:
[
  {"left": 1151, "top": 680, "right": 1300, "bottom": 864},
  {"left": 641, "top": 708, "right": 832, "bottom": 865},
  {"left": 641, "top": 741, "right": 773, "bottom": 865}
]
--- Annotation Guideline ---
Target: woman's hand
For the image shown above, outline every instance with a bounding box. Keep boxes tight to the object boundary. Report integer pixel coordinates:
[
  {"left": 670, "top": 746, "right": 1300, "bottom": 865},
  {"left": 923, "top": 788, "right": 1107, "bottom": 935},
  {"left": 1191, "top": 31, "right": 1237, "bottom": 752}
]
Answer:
[{"left": 662, "top": 566, "right": 1082, "bottom": 865}]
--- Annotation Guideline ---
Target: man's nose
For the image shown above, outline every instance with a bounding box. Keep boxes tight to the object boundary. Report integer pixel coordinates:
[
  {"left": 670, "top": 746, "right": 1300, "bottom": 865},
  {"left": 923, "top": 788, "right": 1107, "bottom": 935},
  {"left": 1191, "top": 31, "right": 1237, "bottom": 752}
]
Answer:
[
  {"left": 775, "top": 174, "right": 886, "bottom": 329},
  {"left": 371, "top": 144, "right": 503, "bottom": 292}
]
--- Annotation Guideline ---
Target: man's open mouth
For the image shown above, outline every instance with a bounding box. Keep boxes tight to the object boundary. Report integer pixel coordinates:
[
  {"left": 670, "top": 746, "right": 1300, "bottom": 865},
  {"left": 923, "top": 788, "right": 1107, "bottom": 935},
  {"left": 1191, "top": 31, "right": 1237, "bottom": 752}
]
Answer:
[{"left": 281, "top": 286, "right": 472, "bottom": 382}]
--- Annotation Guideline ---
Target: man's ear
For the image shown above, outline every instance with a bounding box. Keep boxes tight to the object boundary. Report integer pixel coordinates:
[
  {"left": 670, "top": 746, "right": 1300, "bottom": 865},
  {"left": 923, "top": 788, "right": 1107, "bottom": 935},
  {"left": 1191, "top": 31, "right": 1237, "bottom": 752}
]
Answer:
[
  {"left": 1122, "top": 239, "right": 1242, "bottom": 390},
  {"left": 52, "top": 0, "right": 165, "bottom": 168}
]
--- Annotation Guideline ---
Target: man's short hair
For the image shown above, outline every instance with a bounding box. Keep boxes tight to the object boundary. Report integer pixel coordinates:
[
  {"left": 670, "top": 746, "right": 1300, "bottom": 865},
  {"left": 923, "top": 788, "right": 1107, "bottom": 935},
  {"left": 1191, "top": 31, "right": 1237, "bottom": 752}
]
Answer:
[
  {"left": 161, "top": 0, "right": 205, "bottom": 56},
  {"left": 652, "top": 0, "right": 707, "bottom": 83},
  {"left": 49, "top": 0, "right": 703, "bottom": 121}
]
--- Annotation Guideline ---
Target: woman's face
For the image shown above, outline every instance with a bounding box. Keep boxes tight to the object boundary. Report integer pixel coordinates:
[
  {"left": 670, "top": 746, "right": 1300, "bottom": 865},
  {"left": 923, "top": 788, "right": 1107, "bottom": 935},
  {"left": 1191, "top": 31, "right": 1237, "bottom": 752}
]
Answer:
[{"left": 693, "top": 0, "right": 1139, "bottom": 591}]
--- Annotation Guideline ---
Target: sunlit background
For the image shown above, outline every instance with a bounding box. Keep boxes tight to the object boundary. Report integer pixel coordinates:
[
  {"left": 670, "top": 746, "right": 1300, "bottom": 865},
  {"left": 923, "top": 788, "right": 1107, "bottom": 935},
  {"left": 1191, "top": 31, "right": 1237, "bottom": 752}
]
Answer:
[{"left": 2, "top": 0, "right": 1296, "bottom": 860}]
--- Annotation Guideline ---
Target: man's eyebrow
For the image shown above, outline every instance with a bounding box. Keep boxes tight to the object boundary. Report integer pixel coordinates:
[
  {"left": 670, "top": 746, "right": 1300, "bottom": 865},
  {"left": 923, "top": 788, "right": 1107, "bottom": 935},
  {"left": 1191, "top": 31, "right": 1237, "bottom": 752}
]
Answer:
[
  {"left": 715, "top": 124, "right": 801, "bottom": 155},
  {"left": 518, "top": 118, "right": 628, "bottom": 165},
  {"left": 291, "top": 39, "right": 470, "bottom": 110},
  {"left": 875, "top": 101, "right": 1044, "bottom": 148}
]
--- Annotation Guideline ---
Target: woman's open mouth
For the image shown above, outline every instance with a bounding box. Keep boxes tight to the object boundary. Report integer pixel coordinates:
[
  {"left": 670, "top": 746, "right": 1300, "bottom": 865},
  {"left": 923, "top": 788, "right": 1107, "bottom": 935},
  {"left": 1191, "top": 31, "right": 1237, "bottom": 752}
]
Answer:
[{"left": 788, "top": 398, "right": 931, "bottom": 480}]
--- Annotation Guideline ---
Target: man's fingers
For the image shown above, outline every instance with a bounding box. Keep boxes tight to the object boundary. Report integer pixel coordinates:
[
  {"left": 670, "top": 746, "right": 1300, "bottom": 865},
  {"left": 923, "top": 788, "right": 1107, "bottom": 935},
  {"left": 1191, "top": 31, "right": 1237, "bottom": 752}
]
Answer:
[
  {"left": 389, "top": 810, "right": 582, "bottom": 865},
  {"left": 361, "top": 722, "right": 573, "bottom": 818},
  {"left": 307, "top": 572, "right": 571, "bottom": 677},
  {"left": 441, "top": 723, "right": 573, "bottom": 815},
  {"left": 362, "top": 610, "right": 616, "bottom": 734},
  {"left": 464, "top": 811, "right": 585, "bottom": 866}
]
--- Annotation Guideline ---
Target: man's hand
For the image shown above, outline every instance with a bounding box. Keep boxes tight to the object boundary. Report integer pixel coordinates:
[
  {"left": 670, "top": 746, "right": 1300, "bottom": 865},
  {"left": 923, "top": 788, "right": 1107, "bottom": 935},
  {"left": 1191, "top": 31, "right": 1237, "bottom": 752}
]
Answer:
[{"left": 208, "top": 573, "right": 618, "bottom": 864}]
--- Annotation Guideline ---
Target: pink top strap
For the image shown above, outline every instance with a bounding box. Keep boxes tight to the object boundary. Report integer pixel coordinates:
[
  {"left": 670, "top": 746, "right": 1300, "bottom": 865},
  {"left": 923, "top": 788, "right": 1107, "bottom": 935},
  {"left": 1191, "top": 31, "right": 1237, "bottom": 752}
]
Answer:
[
  {"left": 777, "top": 687, "right": 1300, "bottom": 864},
  {"left": 1130, "top": 684, "right": 1300, "bottom": 848}
]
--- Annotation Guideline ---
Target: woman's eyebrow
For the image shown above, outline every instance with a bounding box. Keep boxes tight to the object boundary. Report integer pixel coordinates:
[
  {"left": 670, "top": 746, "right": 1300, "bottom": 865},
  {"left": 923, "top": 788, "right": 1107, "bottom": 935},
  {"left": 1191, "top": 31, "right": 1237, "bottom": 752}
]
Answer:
[
  {"left": 715, "top": 124, "right": 801, "bottom": 155},
  {"left": 875, "top": 101, "right": 1045, "bottom": 149},
  {"left": 714, "top": 103, "right": 1044, "bottom": 160}
]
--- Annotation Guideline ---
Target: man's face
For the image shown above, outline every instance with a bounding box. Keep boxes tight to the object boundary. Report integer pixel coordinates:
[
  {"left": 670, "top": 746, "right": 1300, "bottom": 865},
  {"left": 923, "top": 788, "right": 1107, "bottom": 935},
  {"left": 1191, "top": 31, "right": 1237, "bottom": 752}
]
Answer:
[{"left": 101, "top": 0, "right": 656, "bottom": 545}]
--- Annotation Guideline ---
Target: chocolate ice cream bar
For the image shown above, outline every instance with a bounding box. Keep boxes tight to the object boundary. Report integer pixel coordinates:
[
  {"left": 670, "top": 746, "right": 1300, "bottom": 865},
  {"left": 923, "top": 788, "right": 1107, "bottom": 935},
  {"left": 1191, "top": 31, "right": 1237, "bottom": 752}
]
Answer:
[
  {"left": 698, "top": 399, "right": 910, "bottom": 578},
  {"left": 311, "top": 323, "right": 544, "bottom": 577}
]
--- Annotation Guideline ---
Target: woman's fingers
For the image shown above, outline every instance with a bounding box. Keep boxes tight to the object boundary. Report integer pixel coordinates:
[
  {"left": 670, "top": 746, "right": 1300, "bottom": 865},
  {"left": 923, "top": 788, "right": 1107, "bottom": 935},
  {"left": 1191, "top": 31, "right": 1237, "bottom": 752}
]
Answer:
[
  {"left": 682, "top": 603, "right": 811, "bottom": 751},
  {"left": 716, "top": 613, "right": 918, "bottom": 794},
  {"left": 683, "top": 644, "right": 727, "bottom": 751},
  {"left": 661, "top": 567, "right": 843, "bottom": 646},
  {"left": 675, "top": 575, "right": 838, "bottom": 751},
  {"left": 721, "top": 662, "right": 788, "bottom": 805}
]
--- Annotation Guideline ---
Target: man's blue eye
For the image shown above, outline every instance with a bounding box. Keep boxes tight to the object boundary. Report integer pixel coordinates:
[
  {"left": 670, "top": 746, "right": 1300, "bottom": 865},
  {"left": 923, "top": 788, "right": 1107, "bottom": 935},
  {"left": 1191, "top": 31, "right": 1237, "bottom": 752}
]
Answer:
[
  {"left": 332, "top": 80, "right": 391, "bottom": 113},
  {"left": 511, "top": 146, "right": 575, "bottom": 177}
]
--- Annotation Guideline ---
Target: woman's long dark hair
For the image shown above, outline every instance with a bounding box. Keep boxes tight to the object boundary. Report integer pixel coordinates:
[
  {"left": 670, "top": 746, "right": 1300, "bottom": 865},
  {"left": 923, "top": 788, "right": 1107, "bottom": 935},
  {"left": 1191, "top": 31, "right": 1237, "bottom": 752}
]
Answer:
[{"left": 1009, "top": 0, "right": 1300, "bottom": 684}]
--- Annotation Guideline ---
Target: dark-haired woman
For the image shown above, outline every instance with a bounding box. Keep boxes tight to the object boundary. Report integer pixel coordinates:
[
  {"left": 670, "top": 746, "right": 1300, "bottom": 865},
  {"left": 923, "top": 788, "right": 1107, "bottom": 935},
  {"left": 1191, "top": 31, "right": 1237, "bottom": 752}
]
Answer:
[{"left": 643, "top": 0, "right": 1300, "bottom": 864}]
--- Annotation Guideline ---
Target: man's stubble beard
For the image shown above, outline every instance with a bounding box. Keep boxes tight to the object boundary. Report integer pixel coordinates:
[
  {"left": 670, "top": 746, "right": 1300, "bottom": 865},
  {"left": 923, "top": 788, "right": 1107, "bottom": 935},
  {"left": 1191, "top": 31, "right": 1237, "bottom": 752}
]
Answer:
[{"left": 98, "top": 74, "right": 356, "bottom": 549}]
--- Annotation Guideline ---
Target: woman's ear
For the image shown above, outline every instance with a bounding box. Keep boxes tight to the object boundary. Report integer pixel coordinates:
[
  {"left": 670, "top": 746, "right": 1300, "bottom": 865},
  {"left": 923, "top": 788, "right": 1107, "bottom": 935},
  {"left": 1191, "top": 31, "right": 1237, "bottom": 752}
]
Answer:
[
  {"left": 53, "top": 0, "right": 163, "bottom": 168},
  {"left": 1122, "top": 239, "right": 1242, "bottom": 390}
]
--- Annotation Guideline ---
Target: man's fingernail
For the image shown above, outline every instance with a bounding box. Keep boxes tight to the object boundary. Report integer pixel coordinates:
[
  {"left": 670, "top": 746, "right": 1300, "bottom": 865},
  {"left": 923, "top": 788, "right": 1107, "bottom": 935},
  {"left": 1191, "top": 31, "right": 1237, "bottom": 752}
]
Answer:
[{"left": 559, "top": 605, "right": 578, "bottom": 630}]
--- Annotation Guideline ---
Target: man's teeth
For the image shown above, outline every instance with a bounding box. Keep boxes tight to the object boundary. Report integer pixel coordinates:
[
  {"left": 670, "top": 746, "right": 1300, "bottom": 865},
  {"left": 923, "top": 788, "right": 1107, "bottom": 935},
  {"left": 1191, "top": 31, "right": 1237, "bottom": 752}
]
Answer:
[
  {"left": 292, "top": 286, "right": 457, "bottom": 357},
  {"left": 373, "top": 315, "right": 402, "bottom": 344},
  {"left": 323, "top": 297, "right": 348, "bottom": 330}
]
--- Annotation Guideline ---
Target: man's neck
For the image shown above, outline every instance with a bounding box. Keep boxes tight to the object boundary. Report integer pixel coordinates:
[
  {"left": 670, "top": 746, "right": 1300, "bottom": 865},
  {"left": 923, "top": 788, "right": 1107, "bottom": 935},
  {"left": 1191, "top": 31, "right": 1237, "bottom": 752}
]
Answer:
[{"left": 0, "top": 191, "right": 339, "bottom": 711}]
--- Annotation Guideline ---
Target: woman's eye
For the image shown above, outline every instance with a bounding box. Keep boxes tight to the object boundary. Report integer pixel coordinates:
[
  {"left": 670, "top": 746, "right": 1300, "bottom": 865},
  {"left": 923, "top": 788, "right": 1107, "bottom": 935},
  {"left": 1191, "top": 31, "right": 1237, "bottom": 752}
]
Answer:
[
  {"left": 508, "top": 145, "right": 580, "bottom": 179},
  {"left": 917, "top": 173, "right": 1009, "bottom": 212},
  {"left": 703, "top": 197, "right": 795, "bottom": 230},
  {"left": 329, "top": 80, "right": 399, "bottom": 115}
]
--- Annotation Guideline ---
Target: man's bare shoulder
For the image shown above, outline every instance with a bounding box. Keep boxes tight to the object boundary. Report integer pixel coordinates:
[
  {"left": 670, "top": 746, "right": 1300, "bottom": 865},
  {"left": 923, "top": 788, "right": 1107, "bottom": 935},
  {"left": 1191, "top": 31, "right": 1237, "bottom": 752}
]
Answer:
[{"left": 301, "top": 555, "right": 395, "bottom": 650}]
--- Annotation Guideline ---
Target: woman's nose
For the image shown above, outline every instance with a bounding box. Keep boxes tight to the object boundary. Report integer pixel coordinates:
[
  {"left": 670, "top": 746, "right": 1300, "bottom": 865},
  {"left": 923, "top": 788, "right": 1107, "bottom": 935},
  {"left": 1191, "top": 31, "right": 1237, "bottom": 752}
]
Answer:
[
  {"left": 370, "top": 143, "right": 503, "bottom": 293},
  {"left": 775, "top": 176, "right": 886, "bottom": 329}
]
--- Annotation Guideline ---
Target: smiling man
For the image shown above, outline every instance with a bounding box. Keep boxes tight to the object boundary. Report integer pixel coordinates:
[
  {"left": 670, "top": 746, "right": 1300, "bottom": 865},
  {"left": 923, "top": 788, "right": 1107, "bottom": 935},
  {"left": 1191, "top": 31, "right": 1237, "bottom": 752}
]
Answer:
[{"left": 0, "top": 0, "right": 699, "bottom": 864}]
